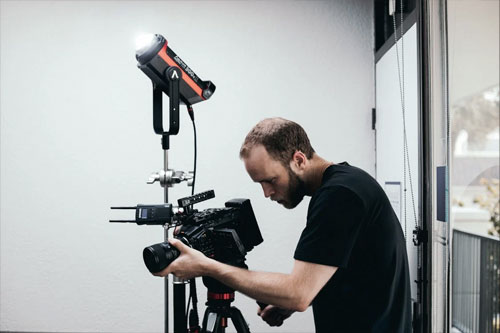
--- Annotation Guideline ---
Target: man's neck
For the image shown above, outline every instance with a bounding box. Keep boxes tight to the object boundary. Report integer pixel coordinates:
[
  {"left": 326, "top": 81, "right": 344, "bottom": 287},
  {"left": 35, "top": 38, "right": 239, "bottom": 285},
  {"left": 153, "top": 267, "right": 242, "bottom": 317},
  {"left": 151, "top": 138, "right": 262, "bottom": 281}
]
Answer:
[{"left": 303, "top": 154, "right": 333, "bottom": 196}]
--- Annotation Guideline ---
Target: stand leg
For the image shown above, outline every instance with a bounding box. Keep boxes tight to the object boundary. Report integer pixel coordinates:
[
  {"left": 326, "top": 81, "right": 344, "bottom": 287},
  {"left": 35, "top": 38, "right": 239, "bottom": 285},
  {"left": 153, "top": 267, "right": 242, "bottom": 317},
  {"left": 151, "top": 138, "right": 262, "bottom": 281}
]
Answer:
[
  {"left": 202, "top": 308, "right": 225, "bottom": 333},
  {"left": 174, "top": 284, "right": 187, "bottom": 333},
  {"left": 164, "top": 227, "right": 169, "bottom": 333},
  {"left": 164, "top": 276, "right": 169, "bottom": 332},
  {"left": 229, "top": 307, "right": 251, "bottom": 333}
]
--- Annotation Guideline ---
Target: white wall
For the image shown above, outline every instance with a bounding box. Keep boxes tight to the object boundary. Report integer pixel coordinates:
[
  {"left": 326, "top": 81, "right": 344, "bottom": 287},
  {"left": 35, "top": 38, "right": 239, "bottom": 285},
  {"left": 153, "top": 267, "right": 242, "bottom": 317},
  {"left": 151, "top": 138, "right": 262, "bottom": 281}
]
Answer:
[{"left": 0, "top": 1, "right": 374, "bottom": 332}]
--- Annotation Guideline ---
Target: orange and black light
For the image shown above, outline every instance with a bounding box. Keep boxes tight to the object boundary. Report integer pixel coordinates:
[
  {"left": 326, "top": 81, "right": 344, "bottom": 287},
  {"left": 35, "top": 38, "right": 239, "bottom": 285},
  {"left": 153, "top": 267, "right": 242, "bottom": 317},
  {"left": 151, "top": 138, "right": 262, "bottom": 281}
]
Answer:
[{"left": 135, "top": 34, "right": 216, "bottom": 107}]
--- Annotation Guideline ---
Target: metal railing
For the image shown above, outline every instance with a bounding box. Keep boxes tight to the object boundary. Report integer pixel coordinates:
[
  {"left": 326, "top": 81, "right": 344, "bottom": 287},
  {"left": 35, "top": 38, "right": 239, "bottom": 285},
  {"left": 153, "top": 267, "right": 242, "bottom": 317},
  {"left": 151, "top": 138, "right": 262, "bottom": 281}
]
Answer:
[{"left": 452, "top": 229, "right": 500, "bottom": 333}]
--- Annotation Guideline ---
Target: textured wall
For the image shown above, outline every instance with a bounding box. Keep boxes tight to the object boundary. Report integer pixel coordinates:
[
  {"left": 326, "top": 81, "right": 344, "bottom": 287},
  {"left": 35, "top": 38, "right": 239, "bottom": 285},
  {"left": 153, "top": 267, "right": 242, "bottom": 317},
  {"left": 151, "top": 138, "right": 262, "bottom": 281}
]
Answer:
[{"left": 0, "top": 1, "right": 374, "bottom": 332}]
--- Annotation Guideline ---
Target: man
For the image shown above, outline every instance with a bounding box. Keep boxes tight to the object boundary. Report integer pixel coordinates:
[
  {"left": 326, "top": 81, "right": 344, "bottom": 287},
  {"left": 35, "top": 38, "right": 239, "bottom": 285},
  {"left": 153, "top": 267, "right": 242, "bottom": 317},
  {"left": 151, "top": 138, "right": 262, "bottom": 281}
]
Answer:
[{"left": 155, "top": 118, "right": 412, "bottom": 332}]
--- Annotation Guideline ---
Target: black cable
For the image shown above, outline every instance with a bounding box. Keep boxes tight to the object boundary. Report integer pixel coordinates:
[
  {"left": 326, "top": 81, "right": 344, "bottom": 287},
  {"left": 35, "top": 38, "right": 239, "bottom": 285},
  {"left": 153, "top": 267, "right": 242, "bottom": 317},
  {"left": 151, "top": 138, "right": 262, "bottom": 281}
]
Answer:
[
  {"left": 187, "top": 104, "right": 197, "bottom": 196},
  {"left": 187, "top": 278, "right": 200, "bottom": 331},
  {"left": 186, "top": 286, "right": 192, "bottom": 318},
  {"left": 185, "top": 104, "right": 200, "bottom": 331}
]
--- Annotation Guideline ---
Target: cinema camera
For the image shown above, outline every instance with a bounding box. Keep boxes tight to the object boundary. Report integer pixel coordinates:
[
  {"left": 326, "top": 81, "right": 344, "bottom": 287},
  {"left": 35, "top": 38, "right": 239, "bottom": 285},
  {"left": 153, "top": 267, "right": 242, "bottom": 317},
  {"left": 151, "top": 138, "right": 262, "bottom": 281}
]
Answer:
[
  {"left": 141, "top": 190, "right": 264, "bottom": 273},
  {"left": 111, "top": 190, "right": 264, "bottom": 332}
]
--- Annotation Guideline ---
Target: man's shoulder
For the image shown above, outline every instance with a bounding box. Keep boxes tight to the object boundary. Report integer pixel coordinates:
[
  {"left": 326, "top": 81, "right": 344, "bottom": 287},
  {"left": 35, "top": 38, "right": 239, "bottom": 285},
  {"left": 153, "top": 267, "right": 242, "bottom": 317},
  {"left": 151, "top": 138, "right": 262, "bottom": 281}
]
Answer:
[
  {"left": 309, "top": 183, "right": 366, "bottom": 216},
  {"left": 312, "top": 163, "right": 384, "bottom": 216},
  {"left": 323, "top": 163, "right": 374, "bottom": 183},
  {"left": 317, "top": 164, "right": 367, "bottom": 197}
]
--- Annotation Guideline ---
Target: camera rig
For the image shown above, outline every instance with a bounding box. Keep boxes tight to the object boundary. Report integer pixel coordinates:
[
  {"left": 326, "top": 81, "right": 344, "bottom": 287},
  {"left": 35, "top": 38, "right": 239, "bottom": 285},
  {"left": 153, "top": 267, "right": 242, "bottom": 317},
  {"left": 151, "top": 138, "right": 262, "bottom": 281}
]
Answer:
[
  {"left": 111, "top": 190, "right": 264, "bottom": 333},
  {"left": 111, "top": 189, "right": 264, "bottom": 273}
]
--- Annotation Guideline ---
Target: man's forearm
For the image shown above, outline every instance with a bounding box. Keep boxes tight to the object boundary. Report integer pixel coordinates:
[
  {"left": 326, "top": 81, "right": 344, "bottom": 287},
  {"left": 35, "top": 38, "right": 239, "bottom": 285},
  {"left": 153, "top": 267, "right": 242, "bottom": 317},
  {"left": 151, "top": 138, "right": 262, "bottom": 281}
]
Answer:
[{"left": 203, "top": 259, "right": 307, "bottom": 311}]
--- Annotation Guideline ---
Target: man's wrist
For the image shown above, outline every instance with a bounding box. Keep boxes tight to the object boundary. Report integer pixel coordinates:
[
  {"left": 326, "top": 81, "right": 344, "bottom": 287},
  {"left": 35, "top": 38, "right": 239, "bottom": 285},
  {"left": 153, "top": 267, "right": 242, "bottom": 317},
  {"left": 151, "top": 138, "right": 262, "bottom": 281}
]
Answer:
[{"left": 201, "top": 256, "right": 218, "bottom": 278}]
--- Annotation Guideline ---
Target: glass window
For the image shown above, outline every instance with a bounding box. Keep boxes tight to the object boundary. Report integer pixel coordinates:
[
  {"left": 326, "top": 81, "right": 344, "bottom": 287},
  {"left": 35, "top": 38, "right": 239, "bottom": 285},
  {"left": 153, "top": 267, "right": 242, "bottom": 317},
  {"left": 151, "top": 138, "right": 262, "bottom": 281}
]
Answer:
[{"left": 448, "top": 1, "right": 499, "bottom": 332}]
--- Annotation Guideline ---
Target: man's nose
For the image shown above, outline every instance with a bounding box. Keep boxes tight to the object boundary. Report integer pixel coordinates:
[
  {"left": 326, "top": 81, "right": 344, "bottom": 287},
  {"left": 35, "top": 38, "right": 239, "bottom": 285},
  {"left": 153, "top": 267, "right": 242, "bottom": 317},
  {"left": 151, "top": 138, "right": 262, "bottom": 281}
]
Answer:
[{"left": 261, "top": 183, "right": 275, "bottom": 198}]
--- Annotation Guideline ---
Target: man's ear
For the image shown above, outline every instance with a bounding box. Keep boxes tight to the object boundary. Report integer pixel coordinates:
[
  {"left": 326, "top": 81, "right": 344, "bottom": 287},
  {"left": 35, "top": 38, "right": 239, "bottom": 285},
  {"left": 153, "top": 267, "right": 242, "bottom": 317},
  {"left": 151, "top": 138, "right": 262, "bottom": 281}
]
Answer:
[{"left": 290, "top": 151, "right": 307, "bottom": 173}]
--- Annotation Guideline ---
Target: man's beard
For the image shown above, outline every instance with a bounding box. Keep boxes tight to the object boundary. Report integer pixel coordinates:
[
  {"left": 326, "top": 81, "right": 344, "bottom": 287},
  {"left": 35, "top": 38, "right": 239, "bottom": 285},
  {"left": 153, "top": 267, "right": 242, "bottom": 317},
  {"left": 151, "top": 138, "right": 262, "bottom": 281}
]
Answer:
[{"left": 282, "top": 166, "right": 307, "bottom": 209}]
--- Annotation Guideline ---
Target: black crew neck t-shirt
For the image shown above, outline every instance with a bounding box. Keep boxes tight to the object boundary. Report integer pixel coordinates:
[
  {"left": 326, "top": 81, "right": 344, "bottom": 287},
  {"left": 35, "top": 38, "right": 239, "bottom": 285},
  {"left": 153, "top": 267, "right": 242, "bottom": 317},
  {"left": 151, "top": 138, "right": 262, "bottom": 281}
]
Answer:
[{"left": 294, "top": 162, "right": 411, "bottom": 332}]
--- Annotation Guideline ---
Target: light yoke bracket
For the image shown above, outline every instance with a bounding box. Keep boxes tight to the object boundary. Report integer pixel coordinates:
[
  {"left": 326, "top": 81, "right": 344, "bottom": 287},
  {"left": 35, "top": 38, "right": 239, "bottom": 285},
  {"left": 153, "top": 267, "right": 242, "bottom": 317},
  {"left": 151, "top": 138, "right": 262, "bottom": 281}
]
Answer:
[{"left": 153, "top": 66, "right": 183, "bottom": 150}]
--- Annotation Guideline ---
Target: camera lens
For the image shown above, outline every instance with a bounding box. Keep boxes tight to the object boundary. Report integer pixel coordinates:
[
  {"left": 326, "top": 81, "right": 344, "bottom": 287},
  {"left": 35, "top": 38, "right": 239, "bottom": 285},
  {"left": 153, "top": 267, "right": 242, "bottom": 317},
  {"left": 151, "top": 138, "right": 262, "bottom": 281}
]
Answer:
[{"left": 143, "top": 242, "right": 180, "bottom": 273}]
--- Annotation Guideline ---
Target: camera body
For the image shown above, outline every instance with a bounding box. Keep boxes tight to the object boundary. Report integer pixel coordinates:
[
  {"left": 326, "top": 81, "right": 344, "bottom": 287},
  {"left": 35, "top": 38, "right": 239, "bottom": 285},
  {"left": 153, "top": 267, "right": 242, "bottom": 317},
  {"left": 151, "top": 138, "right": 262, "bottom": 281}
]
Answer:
[{"left": 143, "top": 198, "right": 263, "bottom": 273}]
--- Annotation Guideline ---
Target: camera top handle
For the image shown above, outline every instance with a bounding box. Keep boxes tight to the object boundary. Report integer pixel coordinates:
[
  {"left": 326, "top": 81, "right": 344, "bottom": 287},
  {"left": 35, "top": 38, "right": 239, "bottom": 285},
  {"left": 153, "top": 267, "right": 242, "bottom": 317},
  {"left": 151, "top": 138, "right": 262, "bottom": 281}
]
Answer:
[{"left": 178, "top": 190, "right": 215, "bottom": 211}]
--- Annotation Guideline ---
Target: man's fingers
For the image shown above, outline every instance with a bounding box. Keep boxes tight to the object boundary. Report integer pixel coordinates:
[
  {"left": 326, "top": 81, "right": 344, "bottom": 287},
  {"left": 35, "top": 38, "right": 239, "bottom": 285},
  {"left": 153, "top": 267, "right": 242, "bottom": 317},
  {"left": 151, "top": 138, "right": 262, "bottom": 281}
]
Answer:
[
  {"left": 259, "top": 305, "right": 291, "bottom": 327},
  {"left": 168, "top": 238, "right": 187, "bottom": 252},
  {"left": 173, "top": 226, "right": 181, "bottom": 235},
  {"left": 264, "top": 315, "right": 284, "bottom": 327},
  {"left": 152, "top": 265, "right": 172, "bottom": 277},
  {"left": 260, "top": 305, "right": 286, "bottom": 327},
  {"left": 271, "top": 317, "right": 284, "bottom": 327},
  {"left": 260, "top": 304, "right": 274, "bottom": 317}
]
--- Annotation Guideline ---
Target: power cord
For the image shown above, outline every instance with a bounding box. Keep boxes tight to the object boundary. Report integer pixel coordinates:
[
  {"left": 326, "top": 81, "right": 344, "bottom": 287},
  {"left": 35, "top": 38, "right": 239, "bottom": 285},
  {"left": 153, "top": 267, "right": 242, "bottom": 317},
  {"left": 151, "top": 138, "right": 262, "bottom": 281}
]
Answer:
[{"left": 186, "top": 104, "right": 200, "bottom": 333}]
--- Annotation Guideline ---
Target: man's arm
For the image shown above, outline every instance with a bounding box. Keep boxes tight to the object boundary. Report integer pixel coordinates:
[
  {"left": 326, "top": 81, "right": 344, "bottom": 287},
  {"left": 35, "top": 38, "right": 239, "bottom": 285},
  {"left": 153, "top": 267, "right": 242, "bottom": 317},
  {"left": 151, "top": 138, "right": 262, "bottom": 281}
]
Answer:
[
  {"left": 156, "top": 238, "right": 338, "bottom": 312},
  {"left": 206, "top": 258, "right": 337, "bottom": 311}
]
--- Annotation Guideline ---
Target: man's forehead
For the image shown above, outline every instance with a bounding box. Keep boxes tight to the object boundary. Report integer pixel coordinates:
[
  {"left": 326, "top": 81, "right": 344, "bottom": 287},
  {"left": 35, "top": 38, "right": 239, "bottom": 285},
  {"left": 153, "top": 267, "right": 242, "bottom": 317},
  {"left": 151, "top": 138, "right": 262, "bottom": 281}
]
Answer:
[
  {"left": 243, "top": 145, "right": 283, "bottom": 181},
  {"left": 243, "top": 145, "right": 278, "bottom": 167},
  {"left": 245, "top": 144, "right": 269, "bottom": 159}
]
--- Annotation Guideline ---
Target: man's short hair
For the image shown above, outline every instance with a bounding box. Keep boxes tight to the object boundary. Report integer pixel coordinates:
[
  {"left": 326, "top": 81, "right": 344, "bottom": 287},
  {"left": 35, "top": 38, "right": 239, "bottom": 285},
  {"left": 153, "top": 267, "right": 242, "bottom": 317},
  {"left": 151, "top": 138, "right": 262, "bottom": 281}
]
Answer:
[{"left": 239, "top": 117, "right": 315, "bottom": 166}]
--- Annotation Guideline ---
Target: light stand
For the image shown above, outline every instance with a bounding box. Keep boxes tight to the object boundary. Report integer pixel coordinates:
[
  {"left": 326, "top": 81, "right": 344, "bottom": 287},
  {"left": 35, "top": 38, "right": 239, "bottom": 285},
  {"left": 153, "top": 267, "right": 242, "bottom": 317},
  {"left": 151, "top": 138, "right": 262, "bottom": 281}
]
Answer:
[
  {"left": 146, "top": 66, "right": 191, "bottom": 333},
  {"left": 122, "top": 33, "right": 216, "bottom": 333}
]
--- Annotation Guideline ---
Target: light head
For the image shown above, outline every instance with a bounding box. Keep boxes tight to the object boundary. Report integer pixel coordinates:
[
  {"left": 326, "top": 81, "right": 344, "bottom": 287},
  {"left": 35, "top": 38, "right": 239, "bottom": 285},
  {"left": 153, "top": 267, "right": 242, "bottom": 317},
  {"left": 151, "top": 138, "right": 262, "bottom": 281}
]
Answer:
[{"left": 135, "top": 33, "right": 216, "bottom": 105}]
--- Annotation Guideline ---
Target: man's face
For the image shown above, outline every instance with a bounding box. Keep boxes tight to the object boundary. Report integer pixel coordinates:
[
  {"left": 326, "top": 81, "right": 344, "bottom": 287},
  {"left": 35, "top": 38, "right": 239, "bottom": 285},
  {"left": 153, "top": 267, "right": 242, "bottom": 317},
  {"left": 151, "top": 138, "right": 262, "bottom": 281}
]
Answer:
[{"left": 243, "top": 145, "right": 306, "bottom": 209}]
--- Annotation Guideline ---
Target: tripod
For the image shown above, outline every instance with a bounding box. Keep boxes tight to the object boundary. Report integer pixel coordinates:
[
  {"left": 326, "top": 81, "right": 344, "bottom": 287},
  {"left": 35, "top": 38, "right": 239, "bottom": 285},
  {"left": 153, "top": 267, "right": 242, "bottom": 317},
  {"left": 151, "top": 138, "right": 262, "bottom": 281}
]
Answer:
[{"left": 200, "top": 277, "right": 251, "bottom": 333}]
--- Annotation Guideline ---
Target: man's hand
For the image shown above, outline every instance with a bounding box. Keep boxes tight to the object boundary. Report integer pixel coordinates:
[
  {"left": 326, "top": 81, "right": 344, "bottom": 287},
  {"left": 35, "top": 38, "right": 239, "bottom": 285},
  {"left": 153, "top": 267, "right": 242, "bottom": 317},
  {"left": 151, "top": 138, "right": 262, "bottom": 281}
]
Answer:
[
  {"left": 152, "top": 238, "right": 211, "bottom": 279},
  {"left": 257, "top": 305, "right": 294, "bottom": 327}
]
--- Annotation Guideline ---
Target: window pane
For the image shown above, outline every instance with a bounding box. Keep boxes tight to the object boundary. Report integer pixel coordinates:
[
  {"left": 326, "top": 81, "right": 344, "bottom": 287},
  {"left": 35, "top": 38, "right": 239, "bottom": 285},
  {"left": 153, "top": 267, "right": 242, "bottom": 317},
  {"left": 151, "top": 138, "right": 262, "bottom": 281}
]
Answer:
[{"left": 449, "top": 1, "right": 500, "bottom": 333}]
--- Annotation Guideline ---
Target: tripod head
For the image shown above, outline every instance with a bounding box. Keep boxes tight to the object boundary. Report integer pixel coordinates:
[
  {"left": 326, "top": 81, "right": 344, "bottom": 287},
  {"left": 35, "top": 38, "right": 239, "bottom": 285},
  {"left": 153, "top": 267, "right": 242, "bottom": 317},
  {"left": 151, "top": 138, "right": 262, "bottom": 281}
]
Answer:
[
  {"left": 204, "top": 276, "right": 237, "bottom": 312},
  {"left": 200, "top": 274, "right": 252, "bottom": 333}
]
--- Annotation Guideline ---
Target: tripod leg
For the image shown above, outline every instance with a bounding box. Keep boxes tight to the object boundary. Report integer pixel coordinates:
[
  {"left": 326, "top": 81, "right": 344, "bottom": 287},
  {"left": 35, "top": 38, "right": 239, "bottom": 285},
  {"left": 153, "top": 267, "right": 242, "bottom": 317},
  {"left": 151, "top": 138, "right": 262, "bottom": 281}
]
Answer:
[
  {"left": 229, "top": 307, "right": 251, "bottom": 333},
  {"left": 201, "top": 308, "right": 213, "bottom": 333},
  {"left": 201, "top": 308, "right": 225, "bottom": 333}
]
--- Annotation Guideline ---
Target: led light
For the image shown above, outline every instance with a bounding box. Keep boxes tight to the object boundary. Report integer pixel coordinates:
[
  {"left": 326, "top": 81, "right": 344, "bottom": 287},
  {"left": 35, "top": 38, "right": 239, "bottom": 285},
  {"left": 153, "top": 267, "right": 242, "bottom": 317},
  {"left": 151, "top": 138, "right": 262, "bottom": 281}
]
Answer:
[
  {"left": 135, "top": 33, "right": 216, "bottom": 107},
  {"left": 135, "top": 33, "right": 156, "bottom": 52}
]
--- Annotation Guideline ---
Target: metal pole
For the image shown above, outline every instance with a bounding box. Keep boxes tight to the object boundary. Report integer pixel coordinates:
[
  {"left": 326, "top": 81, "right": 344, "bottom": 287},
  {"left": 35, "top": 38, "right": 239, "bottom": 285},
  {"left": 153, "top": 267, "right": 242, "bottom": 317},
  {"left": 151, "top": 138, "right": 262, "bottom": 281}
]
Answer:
[
  {"left": 163, "top": 147, "right": 187, "bottom": 333},
  {"left": 417, "top": 0, "right": 432, "bottom": 331},
  {"left": 164, "top": 149, "right": 169, "bottom": 333}
]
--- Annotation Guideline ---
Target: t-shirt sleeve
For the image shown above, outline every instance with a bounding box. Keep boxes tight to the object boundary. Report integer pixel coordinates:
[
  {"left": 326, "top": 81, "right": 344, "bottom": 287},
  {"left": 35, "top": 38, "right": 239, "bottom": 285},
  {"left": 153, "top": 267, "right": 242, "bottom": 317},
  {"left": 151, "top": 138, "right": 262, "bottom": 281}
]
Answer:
[{"left": 294, "top": 185, "right": 366, "bottom": 268}]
